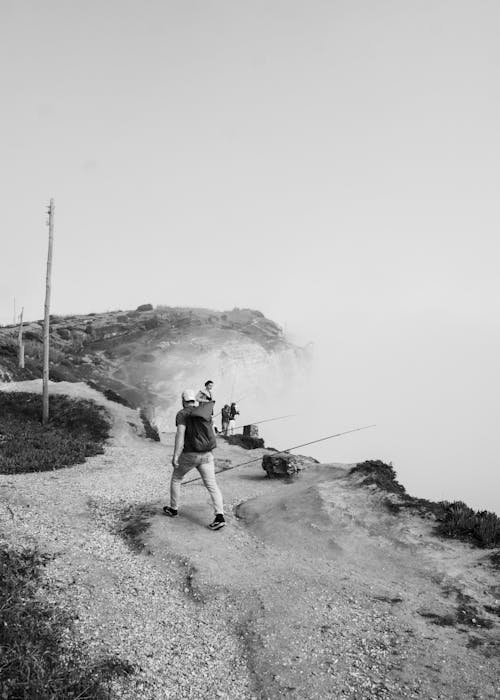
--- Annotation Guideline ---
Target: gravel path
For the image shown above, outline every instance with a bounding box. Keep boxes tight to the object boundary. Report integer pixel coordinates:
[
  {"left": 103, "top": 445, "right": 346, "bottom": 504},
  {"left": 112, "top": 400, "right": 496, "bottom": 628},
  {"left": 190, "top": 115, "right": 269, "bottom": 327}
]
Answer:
[
  {"left": 0, "top": 383, "right": 258, "bottom": 698},
  {"left": 1, "top": 381, "right": 499, "bottom": 699}
]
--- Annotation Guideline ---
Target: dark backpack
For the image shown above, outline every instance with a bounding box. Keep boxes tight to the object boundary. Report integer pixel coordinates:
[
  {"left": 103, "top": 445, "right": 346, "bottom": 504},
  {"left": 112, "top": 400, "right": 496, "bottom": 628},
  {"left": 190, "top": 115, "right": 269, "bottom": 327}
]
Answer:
[{"left": 184, "top": 401, "right": 217, "bottom": 452}]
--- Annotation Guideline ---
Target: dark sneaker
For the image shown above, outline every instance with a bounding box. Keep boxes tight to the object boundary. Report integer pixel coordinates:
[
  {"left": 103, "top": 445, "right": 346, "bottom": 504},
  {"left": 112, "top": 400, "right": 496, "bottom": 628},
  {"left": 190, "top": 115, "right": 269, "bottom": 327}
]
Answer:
[
  {"left": 208, "top": 514, "right": 225, "bottom": 530},
  {"left": 163, "top": 506, "right": 178, "bottom": 517}
]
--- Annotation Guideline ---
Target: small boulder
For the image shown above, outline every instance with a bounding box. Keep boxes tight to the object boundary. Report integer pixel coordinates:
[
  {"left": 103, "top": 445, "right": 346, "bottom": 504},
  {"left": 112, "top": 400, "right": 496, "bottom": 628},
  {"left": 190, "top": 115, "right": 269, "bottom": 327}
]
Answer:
[
  {"left": 225, "top": 434, "right": 265, "bottom": 450},
  {"left": 262, "top": 453, "right": 318, "bottom": 478},
  {"left": 243, "top": 424, "right": 259, "bottom": 437},
  {"left": 136, "top": 303, "right": 153, "bottom": 312}
]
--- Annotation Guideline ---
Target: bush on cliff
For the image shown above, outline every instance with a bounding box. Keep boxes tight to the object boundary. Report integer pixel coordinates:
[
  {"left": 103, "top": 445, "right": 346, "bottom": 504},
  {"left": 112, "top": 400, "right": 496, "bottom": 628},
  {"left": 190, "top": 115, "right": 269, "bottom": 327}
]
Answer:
[
  {"left": 436, "top": 501, "right": 500, "bottom": 548},
  {"left": 139, "top": 409, "right": 160, "bottom": 442},
  {"left": 0, "top": 392, "right": 110, "bottom": 474},
  {"left": 351, "top": 460, "right": 500, "bottom": 548}
]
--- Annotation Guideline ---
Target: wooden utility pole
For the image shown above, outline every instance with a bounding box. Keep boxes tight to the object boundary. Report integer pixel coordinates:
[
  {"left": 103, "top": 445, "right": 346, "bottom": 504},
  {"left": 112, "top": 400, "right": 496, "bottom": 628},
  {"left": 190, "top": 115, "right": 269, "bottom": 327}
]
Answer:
[
  {"left": 18, "top": 307, "right": 24, "bottom": 368},
  {"left": 42, "top": 199, "right": 55, "bottom": 425}
]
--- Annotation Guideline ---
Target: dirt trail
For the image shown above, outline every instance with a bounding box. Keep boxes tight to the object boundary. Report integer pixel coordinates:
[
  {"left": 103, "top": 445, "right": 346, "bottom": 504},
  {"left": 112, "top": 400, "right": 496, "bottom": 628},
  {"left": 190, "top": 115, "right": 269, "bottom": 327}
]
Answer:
[
  {"left": 1, "top": 381, "right": 499, "bottom": 699},
  {"left": 144, "top": 458, "right": 500, "bottom": 699}
]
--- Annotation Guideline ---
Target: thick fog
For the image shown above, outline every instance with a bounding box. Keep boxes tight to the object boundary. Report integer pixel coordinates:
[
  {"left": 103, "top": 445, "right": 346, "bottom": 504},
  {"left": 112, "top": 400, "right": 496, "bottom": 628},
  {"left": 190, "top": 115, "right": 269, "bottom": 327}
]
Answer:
[{"left": 252, "top": 312, "right": 500, "bottom": 516}]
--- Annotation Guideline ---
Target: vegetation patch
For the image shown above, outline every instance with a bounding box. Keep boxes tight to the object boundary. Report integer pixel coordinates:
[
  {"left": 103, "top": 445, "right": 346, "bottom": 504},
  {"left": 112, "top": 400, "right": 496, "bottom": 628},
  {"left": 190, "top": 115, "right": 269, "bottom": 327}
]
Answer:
[
  {"left": 103, "top": 388, "right": 133, "bottom": 407},
  {"left": 350, "top": 460, "right": 407, "bottom": 495},
  {"left": 418, "top": 610, "right": 456, "bottom": 627},
  {"left": 0, "top": 543, "right": 133, "bottom": 699},
  {"left": 0, "top": 392, "right": 110, "bottom": 474},
  {"left": 489, "top": 551, "right": 500, "bottom": 569},
  {"left": 139, "top": 409, "right": 160, "bottom": 441},
  {"left": 351, "top": 460, "right": 500, "bottom": 548},
  {"left": 455, "top": 592, "right": 494, "bottom": 629},
  {"left": 116, "top": 503, "right": 158, "bottom": 553},
  {"left": 436, "top": 502, "right": 500, "bottom": 548}
]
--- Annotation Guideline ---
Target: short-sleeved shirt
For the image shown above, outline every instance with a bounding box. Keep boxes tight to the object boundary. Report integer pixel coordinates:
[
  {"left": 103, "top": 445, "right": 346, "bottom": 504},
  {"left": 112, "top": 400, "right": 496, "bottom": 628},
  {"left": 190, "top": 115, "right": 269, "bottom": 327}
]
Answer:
[
  {"left": 175, "top": 408, "right": 190, "bottom": 428},
  {"left": 175, "top": 407, "right": 195, "bottom": 452}
]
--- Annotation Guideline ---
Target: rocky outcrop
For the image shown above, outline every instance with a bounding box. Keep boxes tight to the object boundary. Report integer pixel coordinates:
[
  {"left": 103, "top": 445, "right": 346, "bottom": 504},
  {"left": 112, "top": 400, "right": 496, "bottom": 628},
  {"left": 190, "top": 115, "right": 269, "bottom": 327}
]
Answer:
[
  {"left": 262, "top": 452, "right": 319, "bottom": 478},
  {"left": 224, "top": 434, "right": 265, "bottom": 450}
]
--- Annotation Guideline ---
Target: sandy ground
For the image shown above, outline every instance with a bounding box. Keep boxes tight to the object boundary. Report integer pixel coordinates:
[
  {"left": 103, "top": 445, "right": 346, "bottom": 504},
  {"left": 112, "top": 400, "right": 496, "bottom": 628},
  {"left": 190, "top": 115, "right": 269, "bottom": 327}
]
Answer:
[{"left": 1, "top": 381, "right": 499, "bottom": 699}]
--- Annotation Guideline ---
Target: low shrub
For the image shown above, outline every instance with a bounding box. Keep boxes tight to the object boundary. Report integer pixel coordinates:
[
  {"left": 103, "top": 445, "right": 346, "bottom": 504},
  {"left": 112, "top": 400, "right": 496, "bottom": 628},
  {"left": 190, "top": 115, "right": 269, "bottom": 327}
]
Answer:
[
  {"left": 103, "top": 388, "right": 133, "bottom": 407},
  {"left": 0, "top": 543, "right": 133, "bottom": 698},
  {"left": 350, "top": 460, "right": 406, "bottom": 496},
  {"left": 57, "top": 327, "right": 71, "bottom": 340},
  {"left": 142, "top": 316, "right": 160, "bottom": 330},
  {"left": 23, "top": 339, "right": 43, "bottom": 360},
  {"left": 436, "top": 502, "right": 500, "bottom": 548},
  {"left": 351, "top": 460, "right": 500, "bottom": 548},
  {"left": 0, "top": 338, "right": 18, "bottom": 356},
  {"left": 0, "top": 392, "right": 110, "bottom": 474},
  {"left": 139, "top": 409, "right": 160, "bottom": 442}
]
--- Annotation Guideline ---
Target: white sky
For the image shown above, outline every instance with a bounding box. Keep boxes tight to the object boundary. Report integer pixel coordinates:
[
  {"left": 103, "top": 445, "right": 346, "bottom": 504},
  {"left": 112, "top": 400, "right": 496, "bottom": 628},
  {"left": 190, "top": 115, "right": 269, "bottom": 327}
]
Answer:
[{"left": 1, "top": 1, "right": 499, "bottom": 511}]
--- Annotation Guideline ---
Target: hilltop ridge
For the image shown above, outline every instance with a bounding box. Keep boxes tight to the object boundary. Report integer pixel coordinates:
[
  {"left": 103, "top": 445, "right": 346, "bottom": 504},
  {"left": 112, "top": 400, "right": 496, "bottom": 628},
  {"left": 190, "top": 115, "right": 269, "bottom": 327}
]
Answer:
[{"left": 0, "top": 306, "right": 308, "bottom": 427}]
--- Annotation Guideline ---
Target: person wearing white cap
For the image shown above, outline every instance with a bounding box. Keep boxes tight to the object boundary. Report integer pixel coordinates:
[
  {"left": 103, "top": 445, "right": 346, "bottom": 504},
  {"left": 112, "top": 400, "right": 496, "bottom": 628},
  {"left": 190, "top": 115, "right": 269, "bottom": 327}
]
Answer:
[{"left": 163, "top": 389, "right": 225, "bottom": 530}]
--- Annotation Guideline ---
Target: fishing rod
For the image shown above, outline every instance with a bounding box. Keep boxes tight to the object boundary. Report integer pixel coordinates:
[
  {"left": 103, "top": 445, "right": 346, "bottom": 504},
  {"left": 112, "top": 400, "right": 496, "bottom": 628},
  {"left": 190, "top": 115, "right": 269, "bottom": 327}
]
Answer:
[
  {"left": 183, "top": 423, "right": 376, "bottom": 486},
  {"left": 226, "top": 413, "right": 296, "bottom": 433}
]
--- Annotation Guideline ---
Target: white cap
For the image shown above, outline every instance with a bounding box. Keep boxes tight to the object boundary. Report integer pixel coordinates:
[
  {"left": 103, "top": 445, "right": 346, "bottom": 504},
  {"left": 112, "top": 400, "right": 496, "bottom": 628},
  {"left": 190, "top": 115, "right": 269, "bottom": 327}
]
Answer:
[{"left": 182, "top": 389, "right": 197, "bottom": 402}]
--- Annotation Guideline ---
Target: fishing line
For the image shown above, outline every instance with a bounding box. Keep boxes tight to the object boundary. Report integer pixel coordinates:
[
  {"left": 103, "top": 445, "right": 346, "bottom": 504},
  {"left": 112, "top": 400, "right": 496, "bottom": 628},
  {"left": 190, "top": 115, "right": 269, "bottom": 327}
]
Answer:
[
  {"left": 183, "top": 424, "right": 376, "bottom": 486},
  {"left": 224, "top": 413, "right": 296, "bottom": 433}
]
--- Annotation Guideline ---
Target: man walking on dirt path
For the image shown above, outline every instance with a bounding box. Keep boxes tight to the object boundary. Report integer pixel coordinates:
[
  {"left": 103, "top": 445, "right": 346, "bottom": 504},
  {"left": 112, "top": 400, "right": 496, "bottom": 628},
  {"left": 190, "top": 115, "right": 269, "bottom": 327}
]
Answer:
[{"left": 163, "top": 389, "right": 225, "bottom": 530}]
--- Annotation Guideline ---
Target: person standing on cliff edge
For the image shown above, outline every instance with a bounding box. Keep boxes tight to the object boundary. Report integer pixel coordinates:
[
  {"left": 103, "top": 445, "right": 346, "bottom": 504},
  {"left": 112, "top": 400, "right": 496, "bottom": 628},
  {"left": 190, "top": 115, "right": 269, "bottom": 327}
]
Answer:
[
  {"left": 221, "top": 404, "right": 231, "bottom": 436},
  {"left": 196, "top": 380, "right": 214, "bottom": 404},
  {"left": 163, "top": 389, "right": 225, "bottom": 530},
  {"left": 229, "top": 402, "right": 239, "bottom": 435}
]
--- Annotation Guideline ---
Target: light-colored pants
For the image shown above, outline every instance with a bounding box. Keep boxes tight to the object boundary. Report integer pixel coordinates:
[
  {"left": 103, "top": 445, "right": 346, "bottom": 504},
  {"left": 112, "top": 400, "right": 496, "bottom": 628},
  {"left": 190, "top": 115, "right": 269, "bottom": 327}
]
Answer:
[
  {"left": 229, "top": 419, "right": 236, "bottom": 435},
  {"left": 170, "top": 451, "right": 224, "bottom": 515}
]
